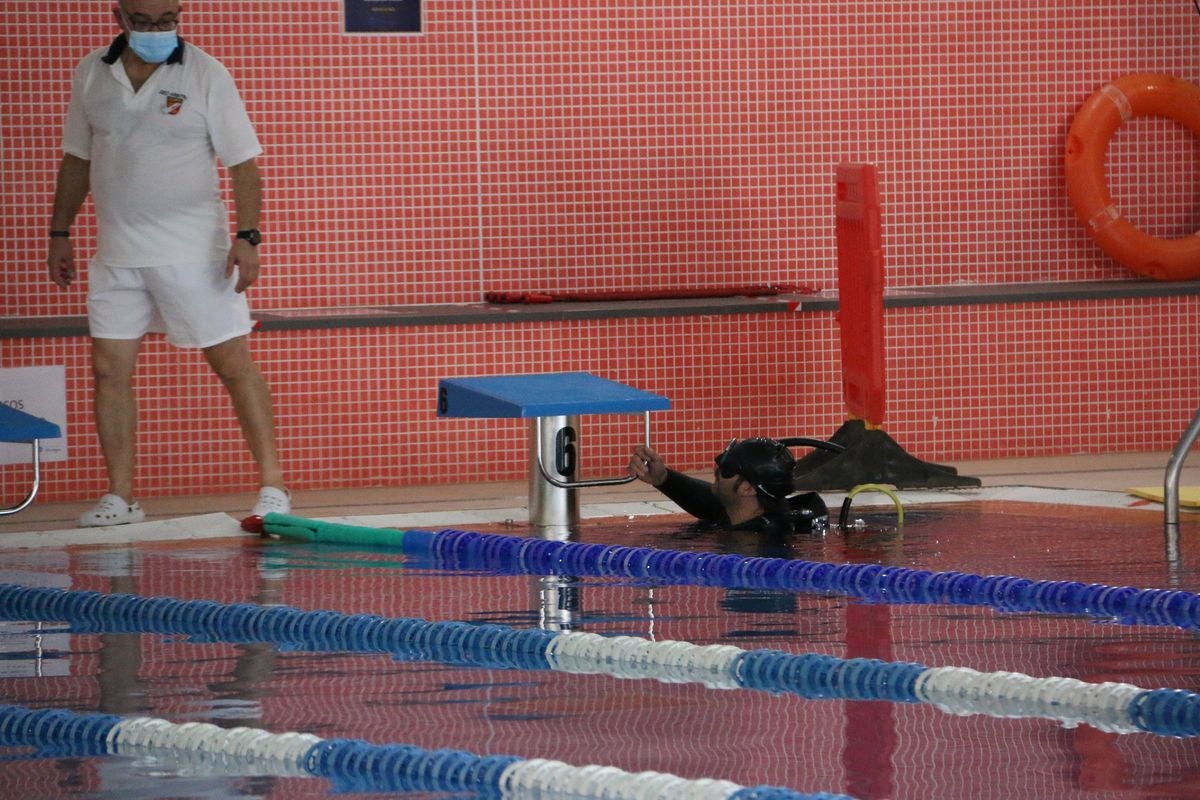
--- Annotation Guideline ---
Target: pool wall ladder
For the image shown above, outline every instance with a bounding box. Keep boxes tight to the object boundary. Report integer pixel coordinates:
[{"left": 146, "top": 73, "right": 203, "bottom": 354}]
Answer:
[{"left": 1164, "top": 405, "right": 1200, "bottom": 528}]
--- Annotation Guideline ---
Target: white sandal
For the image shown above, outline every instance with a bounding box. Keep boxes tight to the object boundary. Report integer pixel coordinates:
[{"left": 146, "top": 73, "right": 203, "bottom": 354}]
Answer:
[
  {"left": 79, "top": 493, "right": 145, "bottom": 527},
  {"left": 251, "top": 486, "right": 291, "bottom": 518}
]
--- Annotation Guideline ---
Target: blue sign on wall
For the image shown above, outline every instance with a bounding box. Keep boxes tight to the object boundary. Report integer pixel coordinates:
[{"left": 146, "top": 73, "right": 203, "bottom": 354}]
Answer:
[{"left": 344, "top": 0, "right": 422, "bottom": 34}]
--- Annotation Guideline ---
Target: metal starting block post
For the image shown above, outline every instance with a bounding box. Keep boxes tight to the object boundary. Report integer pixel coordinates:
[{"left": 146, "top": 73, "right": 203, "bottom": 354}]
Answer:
[
  {"left": 437, "top": 372, "right": 671, "bottom": 535},
  {"left": 0, "top": 404, "right": 63, "bottom": 516}
]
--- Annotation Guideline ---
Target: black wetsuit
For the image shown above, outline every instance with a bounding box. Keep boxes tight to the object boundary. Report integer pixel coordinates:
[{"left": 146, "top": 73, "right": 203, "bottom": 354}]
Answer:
[{"left": 655, "top": 469, "right": 793, "bottom": 534}]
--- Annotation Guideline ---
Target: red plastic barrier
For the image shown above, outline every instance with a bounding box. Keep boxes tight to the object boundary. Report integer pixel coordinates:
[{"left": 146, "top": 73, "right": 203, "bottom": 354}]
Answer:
[{"left": 835, "top": 162, "right": 886, "bottom": 427}]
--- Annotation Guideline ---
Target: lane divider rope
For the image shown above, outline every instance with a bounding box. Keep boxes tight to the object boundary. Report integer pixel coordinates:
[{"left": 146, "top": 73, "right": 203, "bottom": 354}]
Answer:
[
  {"left": 0, "top": 704, "right": 851, "bottom": 799},
  {"left": 261, "top": 513, "right": 1200, "bottom": 631},
  {"left": 2, "top": 583, "right": 1196, "bottom": 737}
]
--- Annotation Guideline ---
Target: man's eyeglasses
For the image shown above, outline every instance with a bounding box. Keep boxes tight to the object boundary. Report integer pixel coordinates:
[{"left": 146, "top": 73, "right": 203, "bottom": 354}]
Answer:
[{"left": 122, "top": 10, "right": 179, "bottom": 32}]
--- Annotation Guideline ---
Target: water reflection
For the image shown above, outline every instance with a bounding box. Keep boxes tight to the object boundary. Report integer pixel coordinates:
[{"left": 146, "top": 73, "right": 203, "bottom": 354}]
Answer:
[{"left": 0, "top": 503, "right": 1197, "bottom": 799}]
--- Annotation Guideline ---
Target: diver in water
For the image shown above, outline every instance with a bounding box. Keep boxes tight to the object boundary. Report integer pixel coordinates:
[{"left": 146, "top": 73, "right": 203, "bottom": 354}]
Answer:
[{"left": 629, "top": 437, "right": 826, "bottom": 534}]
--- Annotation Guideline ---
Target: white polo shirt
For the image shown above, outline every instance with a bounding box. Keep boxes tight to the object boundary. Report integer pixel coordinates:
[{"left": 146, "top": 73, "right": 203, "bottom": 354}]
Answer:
[{"left": 63, "top": 37, "right": 262, "bottom": 268}]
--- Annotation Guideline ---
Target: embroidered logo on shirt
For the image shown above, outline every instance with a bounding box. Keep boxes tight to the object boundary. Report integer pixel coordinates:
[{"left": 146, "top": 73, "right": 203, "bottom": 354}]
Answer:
[{"left": 159, "top": 91, "right": 187, "bottom": 115}]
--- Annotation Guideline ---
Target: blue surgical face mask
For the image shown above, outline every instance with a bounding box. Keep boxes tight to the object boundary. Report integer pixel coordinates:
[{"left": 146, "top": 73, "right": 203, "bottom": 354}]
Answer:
[{"left": 127, "top": 29, "right": 178, "bottom": 64}]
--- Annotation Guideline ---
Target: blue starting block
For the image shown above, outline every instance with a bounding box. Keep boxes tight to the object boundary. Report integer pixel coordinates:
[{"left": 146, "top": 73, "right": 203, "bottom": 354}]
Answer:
[
  {"left": 0, "top": 404, "right": 63, "bottom": 516},
  {"left": 438, "top": 372, "right": 671, "bottom": 533}
]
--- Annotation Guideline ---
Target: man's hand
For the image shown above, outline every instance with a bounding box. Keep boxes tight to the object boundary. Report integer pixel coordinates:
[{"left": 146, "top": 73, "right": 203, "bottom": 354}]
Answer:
[
  {"left": 629, "top": 444, "right": 668, "bottom": 487},
  {"left": 226, "top": 238, "right": 260, "bottom": 293},
  {"left": 47, "top": 238, "right": 76, "bottom": 288}
]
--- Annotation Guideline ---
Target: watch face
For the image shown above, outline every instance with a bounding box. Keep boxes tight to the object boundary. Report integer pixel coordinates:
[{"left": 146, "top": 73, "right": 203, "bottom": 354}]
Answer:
[{"left": 239, "top": 229, "right": 262, "bottom": 246}]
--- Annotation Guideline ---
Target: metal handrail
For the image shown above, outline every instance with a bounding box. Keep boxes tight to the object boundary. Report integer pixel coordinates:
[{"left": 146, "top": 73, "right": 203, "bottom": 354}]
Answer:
[
  {"left": 0, "top": 440, "right": 44, "bottom": 517},
  {"left": 535, "top": 412, "right": 652, "bottom": 489},
  {"left": 1164, "top": 406, "right": 1200, "bottom": 527}
]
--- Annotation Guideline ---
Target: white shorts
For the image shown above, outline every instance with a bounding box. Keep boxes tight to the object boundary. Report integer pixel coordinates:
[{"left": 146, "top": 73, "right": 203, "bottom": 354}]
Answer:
[{"left": 87, "top": 261, "right": 253, "bottom": 349}]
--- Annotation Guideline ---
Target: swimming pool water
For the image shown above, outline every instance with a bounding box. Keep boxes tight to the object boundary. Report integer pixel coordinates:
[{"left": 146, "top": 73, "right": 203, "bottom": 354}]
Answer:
[{"left": 0, "top": 501, "right": 1198, "bottom": 799}]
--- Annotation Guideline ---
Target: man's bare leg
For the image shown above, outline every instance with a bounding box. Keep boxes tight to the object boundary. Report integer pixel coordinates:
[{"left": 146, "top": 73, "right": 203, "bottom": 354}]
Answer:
[
  {"left": 91, "top": 336, "right": 143, "bottom": 501},
  {"left": 203, "top": 335, "right": 284, "bottom": 490}
]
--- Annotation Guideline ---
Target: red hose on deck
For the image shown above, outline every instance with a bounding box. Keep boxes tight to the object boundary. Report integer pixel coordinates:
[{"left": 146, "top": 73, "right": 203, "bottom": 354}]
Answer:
[{"left": 485, "top": 284, "right": 817, "bottom": 304}]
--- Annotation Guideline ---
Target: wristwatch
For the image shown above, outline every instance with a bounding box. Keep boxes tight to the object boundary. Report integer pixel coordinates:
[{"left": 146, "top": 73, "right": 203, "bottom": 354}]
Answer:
[{"left": 236, "top": 228, "right": 262, "bottom": 246}]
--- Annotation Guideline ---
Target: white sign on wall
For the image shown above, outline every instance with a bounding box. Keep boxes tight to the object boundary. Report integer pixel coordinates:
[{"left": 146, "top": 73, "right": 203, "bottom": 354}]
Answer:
[{"left": 0, "top": 366, "right": 68, "bottom": 465}]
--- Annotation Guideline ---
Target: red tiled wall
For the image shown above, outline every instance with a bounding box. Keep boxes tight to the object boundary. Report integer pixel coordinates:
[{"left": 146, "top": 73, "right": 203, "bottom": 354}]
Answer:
[{"left": 3, "top": 2, "right": 1199, "bottom": 502}]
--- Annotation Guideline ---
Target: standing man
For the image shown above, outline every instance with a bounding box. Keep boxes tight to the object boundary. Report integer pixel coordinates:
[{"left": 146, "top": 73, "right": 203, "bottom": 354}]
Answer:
[{"left": 46, "top": 1, "right": 290, "bottom": 526}]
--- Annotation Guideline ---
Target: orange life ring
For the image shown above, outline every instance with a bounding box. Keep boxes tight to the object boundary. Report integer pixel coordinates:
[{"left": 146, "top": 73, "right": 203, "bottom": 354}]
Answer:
[{"left": 1065, "top": 73, "right": 1200, "bottom": 281}]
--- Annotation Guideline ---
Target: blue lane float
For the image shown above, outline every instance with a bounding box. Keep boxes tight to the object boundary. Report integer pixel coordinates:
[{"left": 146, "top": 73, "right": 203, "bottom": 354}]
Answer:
[
  {"left": 261, "top": 513, "right": 1200, "bottom": 631},
  {"left": 0, "top": 704, "right": 852, "bottom": 800},
  {"left": 3, "top": 583, "right": 1198, "bottom": 738}
]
